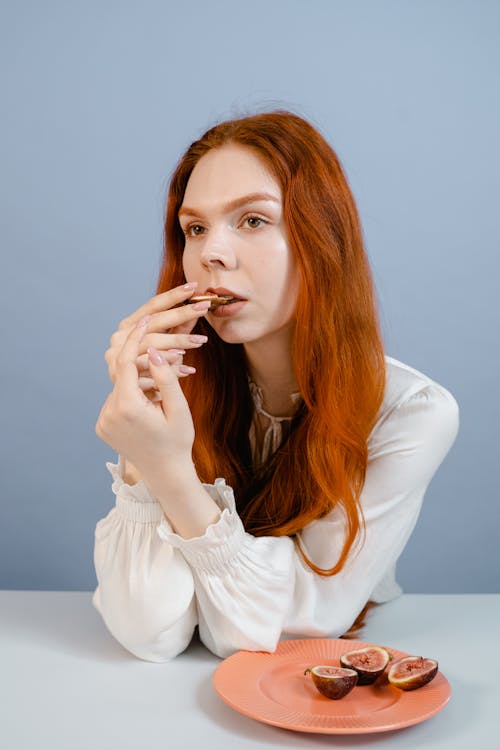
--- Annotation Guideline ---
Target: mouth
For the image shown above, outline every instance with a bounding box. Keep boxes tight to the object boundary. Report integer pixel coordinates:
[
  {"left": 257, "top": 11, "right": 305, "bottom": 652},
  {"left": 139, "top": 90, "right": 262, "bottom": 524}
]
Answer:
[
  {"left": 205, "top": 287, "right": 246, "bottom": 303},
  {"left": 186, "top": 286, "right": 247, "bottom": 311}
]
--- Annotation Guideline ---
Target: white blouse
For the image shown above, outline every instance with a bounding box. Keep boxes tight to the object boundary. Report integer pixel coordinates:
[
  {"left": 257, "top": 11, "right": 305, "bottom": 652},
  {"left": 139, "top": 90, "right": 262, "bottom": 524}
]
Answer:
[{"left": 92, "top": 355, "right": 459, "bottom": 662}]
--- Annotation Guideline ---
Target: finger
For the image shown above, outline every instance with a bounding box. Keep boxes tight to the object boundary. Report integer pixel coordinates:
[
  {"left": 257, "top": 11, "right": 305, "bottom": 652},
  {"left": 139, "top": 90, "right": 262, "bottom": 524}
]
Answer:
[
  {"left": 145, "top": 389, "right": 162, "bottom": 403},
  {"left": 139, "top": 364, "right": 182, "bottom": 385},
  {"left": 139, "top": 376, "right": 157, "bottom": 390},
  {"left": 140, "top": 332, "right": 203, "bottom": 350},
  {"left": 138, "top": 347, "right": 187, "bottom": 389},
  {"left": 137, "top": 361, "right": 182, "bottom": 380},
  {"left": 169, "top": 317, "right": 200, "bottom": 336},
  {"left": 175, "top": 364, "right": 197, "bottom": 377},
  {"left": 135, "top": 333, "right": 207, "bottom": 370},
  {"left": 119, "top": 281, "right": 200, "bottom": 330},
  {"left": 145, "top": 299, "right": 211, "bottom": 332},
  {"left": 120, "top": 301, "right": 210, "bottom": 347},
  {"left": 136, "top": 347, "right": 185, "bottom": 374},
  {"left": 139, "top": 358, "right": 192, "bottom": 392},
  {"left": 147, "top": 346, "right": 193, "bottom": 422},
  {"left": 114, "top": 316, "right": 152, "bottom": 396}
]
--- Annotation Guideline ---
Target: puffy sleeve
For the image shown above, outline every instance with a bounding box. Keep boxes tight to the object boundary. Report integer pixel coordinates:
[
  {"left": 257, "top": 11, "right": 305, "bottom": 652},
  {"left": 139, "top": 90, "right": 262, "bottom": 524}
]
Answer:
[
  {"left": 288, "top": 383, "right": 460, "bottom": 636},
  {"left": 158, "top": 383, "right": 459, "bottom": 659},
  {"left": 92, "top": 456, "right": 198, "bottom": 662}
]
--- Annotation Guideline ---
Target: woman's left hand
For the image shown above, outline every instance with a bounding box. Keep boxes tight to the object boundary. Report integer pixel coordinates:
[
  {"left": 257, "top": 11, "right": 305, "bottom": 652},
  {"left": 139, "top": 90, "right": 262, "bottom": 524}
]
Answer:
[{"left": 95, "top": 315, "right": 196, "bottom": 480}]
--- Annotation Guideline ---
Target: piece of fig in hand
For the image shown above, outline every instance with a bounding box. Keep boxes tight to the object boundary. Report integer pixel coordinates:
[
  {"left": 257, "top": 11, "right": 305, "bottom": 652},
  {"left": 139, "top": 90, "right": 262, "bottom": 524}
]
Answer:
[
  {"left": 304, "top": 665, "right": 358, "bottom": 700},
  {"left": 339, "top": 646, "right": 392, "bottom": 685},
  {"left": 387, "top": 656, "right": 438, "bottom": 691}
]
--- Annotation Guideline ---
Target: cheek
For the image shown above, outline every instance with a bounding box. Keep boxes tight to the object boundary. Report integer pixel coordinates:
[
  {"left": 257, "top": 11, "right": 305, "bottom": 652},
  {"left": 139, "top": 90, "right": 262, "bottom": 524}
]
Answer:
[
  {"left": 181, "top": 251, "right": 194, "bottom": 279},
  {"left": 259, "top": 245, "right": 299, "bottom": 319},
  {"left": 270, "top": 238, "right": 298, "bottom": 291},
  {"left": 276, "top": 273, "right": 299, "bottom": 324}
]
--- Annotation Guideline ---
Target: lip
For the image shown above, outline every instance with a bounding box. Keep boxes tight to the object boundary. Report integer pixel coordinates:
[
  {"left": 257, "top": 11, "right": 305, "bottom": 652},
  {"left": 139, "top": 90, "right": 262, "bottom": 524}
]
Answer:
[
  {"left": 205, "top": 286, "right": 247, "bottom": 300},
  {"left": 209, "top": 300, "right": 248, "bottom": 318}
]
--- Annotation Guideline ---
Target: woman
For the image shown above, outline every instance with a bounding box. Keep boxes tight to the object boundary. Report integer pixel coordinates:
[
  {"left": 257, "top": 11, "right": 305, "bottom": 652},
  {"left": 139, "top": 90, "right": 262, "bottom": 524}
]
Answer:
[{"left": 93, "top": 111, "right": 459, "bottom": 662}]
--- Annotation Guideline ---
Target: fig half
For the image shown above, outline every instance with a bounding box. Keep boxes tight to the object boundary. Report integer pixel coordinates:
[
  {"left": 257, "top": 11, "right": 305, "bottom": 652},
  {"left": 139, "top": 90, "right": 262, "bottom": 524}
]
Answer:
[
  {"left": 387, "top": 656, "right": 438, "bottom": 691},
  {"left": 339, "top": 646, "right": 392, "bottom": 685},
  {"left": 304, "top": 665, "right": 358, "bottom": 700}
]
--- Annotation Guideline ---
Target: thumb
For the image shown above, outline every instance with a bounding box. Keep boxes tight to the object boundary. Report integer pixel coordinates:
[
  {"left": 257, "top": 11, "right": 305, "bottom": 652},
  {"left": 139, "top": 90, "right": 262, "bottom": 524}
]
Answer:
[{"left": 147, "top": 346, "right": 191, "bottom": 421}]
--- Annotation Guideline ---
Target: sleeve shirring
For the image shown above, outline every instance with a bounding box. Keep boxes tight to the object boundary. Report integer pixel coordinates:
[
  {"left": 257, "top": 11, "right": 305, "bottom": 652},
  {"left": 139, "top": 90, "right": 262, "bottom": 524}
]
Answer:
[
  {"left": 116, "top": 494, "right": 165, "bottom": 523},
  {"left": 156, "top": 479, "right": 247, "bottom": 574},
  {"left": 106, "top": 459, "right": 164, "bottom": 523},
  {"left": 106, "top": 459, "right": 158, "bottom": 503}
]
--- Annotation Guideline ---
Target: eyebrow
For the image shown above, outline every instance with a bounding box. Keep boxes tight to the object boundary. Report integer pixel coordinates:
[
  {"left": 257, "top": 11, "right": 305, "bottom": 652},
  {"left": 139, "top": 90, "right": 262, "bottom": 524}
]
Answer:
[{"left": 178, "top": 192, "right": 280, "bottom": 219}]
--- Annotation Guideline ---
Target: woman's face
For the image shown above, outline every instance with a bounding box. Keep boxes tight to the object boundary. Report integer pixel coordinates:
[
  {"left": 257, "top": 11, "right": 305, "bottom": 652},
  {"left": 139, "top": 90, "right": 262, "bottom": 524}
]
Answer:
[{"left": 179, "top": 144, "right": 300, "bottom": 345}]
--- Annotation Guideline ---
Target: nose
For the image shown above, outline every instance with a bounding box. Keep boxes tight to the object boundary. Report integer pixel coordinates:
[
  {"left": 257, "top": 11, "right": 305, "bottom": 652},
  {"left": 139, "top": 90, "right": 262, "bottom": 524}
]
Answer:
[{"left": 198, "top": 227, "right": 237, "bottom": 271}]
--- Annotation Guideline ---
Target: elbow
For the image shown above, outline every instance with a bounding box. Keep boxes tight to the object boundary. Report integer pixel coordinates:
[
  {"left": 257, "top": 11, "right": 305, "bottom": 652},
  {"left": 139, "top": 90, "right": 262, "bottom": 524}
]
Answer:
[
  {"left": 434, "top": 385, "right": 460, "bottom": 450},
  {"left": 122, "top": 618, "right": 198, "bottom": 663},
  {"left": 447, "top": 391, "right": 460, "bottom": 445},
  {"left": 93, "top": 587, "right": 198, "bottom": 663},
  {"left": 429, "top": 386, "right": 460, "bottom": 471},
  {"left": 199, "top": 619, "right": 282, "bottom": 660},
  {"left": 207, "top": 637, "right": 279, "bottom": 661},
  {"left": 109, "top": 606, "right": 198, "bottom": 663}
]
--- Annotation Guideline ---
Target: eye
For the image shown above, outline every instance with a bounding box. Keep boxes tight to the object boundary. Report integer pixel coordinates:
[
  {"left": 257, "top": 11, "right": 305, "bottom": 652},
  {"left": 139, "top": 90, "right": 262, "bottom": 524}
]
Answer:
[
  {"left": 243, "top": 215, "right": 268, "bottom": 229},
  {"left": 181, "top": 214, "right": 268, "bottom": 238},
  {"left": 182, "top": 224, "right": 205, "bottom": 237}
]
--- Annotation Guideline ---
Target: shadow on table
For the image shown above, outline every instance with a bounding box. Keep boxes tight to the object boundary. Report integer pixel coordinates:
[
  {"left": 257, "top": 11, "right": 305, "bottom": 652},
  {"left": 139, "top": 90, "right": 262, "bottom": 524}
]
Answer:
[
  {"left": 1, "top": 591, "right": 130, "bottom": 662},
  {"left": 194, "top": 670, "right": 477, "bottom": 748}
]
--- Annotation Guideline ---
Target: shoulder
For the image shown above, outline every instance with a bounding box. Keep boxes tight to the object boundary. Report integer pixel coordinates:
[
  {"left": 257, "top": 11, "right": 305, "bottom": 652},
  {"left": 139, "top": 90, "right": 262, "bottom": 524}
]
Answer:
[
  {"left": 368, "top": 355, "right": 460, "bottom": 457},
  {"left": 378, "top": 355, "right": 460, "bottom": 424}
]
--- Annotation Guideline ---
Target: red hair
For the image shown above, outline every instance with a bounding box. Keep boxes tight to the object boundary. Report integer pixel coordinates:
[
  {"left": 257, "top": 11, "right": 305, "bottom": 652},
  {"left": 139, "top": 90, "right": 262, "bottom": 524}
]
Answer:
[{"left": 157, "top": 111, "right": 386, "bottom": 580}]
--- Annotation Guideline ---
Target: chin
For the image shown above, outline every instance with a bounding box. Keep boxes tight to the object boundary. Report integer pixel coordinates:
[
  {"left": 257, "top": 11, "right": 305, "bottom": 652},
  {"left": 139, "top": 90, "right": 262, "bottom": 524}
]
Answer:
[{"left": 206, "top": 319, "right": 266, "bottom": 346}]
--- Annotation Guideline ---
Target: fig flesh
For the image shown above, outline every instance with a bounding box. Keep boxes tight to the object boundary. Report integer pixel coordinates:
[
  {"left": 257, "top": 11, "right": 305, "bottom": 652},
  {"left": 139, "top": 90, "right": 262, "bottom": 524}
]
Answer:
[
  {"left": 388, "top": 656, "right": 438, "bottom": 691},
  {"left": 304, "top": 665, "right": 358, "bottom": 700},
  {"left": 339, "top": 646, "right": 392, "bottom": 685}
]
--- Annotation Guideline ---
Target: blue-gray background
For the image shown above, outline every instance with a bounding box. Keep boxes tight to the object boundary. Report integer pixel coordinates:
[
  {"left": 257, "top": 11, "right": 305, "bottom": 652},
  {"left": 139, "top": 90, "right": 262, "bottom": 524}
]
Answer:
[{"left": 1, "top": 0, "right": 498, "bottom": 592}]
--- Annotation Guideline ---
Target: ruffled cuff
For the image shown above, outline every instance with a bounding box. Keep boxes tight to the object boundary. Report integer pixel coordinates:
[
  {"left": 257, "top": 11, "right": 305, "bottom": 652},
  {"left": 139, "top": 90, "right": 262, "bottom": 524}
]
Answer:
[
  {"left": 157, "top": 478, "right": 247, "bottom": 575},
  {"left": 106, "top": 455, "right": 166, "bottom": 525}
]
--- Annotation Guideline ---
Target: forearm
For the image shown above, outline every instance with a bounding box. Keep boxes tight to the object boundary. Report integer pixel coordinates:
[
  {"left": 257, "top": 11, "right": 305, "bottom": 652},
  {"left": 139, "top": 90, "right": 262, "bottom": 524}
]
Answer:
[
  {"left": 94, "top": 462, "right": 199, "bottom": 661},
  {"left": 143, "top": 460, "right": 222, "bottom": 539},
  {"left": 122, "top": 458, "right": 143, "bottom": 486}
]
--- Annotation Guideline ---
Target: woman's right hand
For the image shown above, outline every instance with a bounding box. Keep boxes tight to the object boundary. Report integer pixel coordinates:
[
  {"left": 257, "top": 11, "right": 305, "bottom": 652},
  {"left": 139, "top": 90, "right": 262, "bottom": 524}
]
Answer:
[
  {"left": 104, "top": 281, "right": 211, "bottom": 402},
  {"left": 103, "top": 282, "right": 211, "bottom": 486}
]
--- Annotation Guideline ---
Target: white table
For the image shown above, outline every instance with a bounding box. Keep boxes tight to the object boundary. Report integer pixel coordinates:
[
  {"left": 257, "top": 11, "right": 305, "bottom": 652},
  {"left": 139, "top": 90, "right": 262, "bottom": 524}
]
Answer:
[{"left": 1, "top": 592, "right": 498, "bottom": 748}]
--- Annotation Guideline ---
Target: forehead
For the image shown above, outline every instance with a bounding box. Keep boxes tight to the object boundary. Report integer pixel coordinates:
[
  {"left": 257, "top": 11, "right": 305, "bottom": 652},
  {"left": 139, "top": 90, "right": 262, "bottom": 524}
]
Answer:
[{"left": 181, "top": 144, "right": 282, "bottom": 211}]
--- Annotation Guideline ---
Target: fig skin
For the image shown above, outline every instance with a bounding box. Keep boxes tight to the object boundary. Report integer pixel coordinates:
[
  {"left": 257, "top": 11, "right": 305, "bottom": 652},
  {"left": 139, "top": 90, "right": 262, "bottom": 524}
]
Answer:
[
  {"left": 304, "top": 666, "right": 358, "bottom": 700},
  {"left": 388, "top": 656, "right": 438, "bottom": 691},
  {"left": 339, "top": 646, "right": 392, "bottom": 685}
]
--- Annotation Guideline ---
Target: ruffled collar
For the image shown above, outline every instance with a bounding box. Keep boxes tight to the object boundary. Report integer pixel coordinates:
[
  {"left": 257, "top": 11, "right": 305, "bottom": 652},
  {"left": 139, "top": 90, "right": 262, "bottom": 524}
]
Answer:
[{"left": 248, "top": 377, "right": 302, "bottom": 421}]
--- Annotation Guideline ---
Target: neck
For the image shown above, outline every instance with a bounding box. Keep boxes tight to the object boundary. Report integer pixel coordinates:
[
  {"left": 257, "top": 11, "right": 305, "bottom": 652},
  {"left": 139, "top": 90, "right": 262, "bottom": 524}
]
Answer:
[{"left": 244, "top": 327, "right": 300, "bottom": 418}]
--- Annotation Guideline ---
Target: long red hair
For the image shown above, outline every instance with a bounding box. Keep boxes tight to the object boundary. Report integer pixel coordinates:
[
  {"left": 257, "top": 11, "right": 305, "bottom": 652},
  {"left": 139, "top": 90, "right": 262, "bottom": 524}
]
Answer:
[{"left": 156, "top": 111, "right": 386, "bottom": 580}]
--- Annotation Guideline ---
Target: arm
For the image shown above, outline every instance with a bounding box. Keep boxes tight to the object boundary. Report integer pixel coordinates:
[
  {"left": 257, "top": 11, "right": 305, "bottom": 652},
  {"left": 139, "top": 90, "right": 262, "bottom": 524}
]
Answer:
[
  {"left": 122, "top": 457, "right": 142, "bottom": 486},
  {"left": 155, "top": 383, "right": 459, "bottom": 658},
  {"left": 92, "top": 456, "right": 198, "bottom": 662},
  {"left": 288, "top": 384, "right": 460, "bottom": 635},
  {"left": 93, "top": 300, "right": 222, "bottom": 661},
  {"left": 123, "top": 457, "right": 222, "bottom": 538}
]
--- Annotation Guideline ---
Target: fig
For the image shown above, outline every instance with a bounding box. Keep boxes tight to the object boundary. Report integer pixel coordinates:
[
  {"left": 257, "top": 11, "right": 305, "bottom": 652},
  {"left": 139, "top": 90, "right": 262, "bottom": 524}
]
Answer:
[
  {"left": 339, "top": 646, "right": 392, "bottom": 685},
  {"left": 387, "top": 656, "right": 438, "bottom": 691},
  {"left": 304, "top": 665, "right": 358, "bottom": 700}
]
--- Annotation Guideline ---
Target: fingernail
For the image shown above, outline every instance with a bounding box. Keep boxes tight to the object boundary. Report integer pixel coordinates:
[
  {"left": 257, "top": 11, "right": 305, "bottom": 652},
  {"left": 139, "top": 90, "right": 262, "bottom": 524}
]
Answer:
[
  {"left": 169, "top": 348, "right": 186, "bottom": 355},
  {"left": 192, "top": 301, "right": 211, "bottom": 311},
  {"left": 147, "top": 346, "right": 165, "bottom": 365},
  {"left": 189, "top": 335, "right": 208, "bottom": 343},
  {"left": 179, "top": 364, "right": 196, "bottom": 374},
  {"left": 137, "top": 315, "right": 150, "bottom": 328},
  {"left": 183, "top": 281, "right": 198, "bottom": 290}
]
